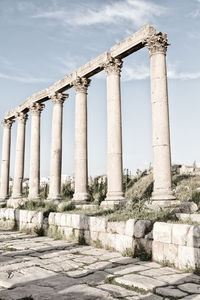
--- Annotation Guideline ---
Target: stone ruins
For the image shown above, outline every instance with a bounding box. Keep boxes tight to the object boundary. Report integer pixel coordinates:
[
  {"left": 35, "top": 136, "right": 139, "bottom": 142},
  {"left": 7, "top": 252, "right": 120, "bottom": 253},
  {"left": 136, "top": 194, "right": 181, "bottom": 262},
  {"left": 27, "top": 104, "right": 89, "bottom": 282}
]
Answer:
[{"left": 0, "top": 25, "right": 180, "bottom": 209}]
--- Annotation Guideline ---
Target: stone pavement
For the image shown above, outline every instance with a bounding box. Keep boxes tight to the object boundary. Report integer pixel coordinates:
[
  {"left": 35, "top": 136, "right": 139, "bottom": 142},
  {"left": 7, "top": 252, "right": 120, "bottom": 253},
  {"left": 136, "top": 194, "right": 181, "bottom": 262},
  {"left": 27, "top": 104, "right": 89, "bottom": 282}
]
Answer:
[{"left": 0, "top": 230, "right": 199, "bottom": 299}]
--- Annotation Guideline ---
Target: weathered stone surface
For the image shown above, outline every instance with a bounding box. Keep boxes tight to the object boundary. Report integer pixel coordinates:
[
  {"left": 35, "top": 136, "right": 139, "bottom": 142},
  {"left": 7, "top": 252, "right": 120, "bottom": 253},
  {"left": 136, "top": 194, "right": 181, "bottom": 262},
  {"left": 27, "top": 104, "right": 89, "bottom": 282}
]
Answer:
[
  {"left": 178, "top": 245, "right": 200, "bottom": 269},
  {"left": 139, "top": 267, "right": 177, "bottom": 277},
  {"left": 107, "top": 221, "right": 126, "bottom": 235},
  {"left": 152, "top": 241, "right": 164, "bottom": 262},
  {"left": 187, "top": 225, "right": 200, "bottom": 248},
  {"left": 99, "top": 283, "right": 138, "bottom": 297},
  {"left": 115, "top": 274, "right": 165, "bottom": 291},
  {"left": 66, "top": 269, "right": 93, "bottom": 278},
  {"left": 179, "top": 283, "right": 200, "bottom": 293},
  {"left": 106, "top": 264, "right": 149, "bottom": 275},
  {"left": 134, "top": 220, "right": 152, "bottom": 238},
  {"left": 89, "top": 216, "right": 107, "bottom": 232},
  {"left": 179, "top": 201, "right": 198, "bottom": 213},
  {"left": 156, "top": 286, "right": 188, "bottom": 298},
  {"left": 125, "top": 219, "right": 136, "bottom": 236},
  {"left": 85, "top": 261, "right": 113, "bottom": 270},
  {"left": 58, "top": 284, "right": 113, "bottom": 299},
  {"left": 153, "top": 222, "right": 172, "bottom": 243},
  {"left": 158, "top": 273, "right": 193, "bottom": 284},
  {"left": 172, "top": 224, "right": 191, "bottom": 246}
]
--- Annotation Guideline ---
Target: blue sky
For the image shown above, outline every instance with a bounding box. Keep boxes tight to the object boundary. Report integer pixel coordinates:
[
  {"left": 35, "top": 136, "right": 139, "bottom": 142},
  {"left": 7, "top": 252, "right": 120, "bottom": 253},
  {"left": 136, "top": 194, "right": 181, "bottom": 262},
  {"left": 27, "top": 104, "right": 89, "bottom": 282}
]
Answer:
[{"left": 0, "top": 0, "right": 200, "bottom": 178}]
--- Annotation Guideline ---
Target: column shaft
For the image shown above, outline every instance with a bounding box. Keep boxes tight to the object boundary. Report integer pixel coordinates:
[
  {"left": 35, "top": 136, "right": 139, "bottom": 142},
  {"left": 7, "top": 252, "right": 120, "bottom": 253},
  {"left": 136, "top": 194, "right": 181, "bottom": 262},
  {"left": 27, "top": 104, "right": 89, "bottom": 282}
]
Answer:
[
  {"left": 145, "top": 32, "right": 177, "bottom": 206},
  {"left": 48, "top": 93, "right": 67, "bottom": 201},
  {"left": 28, "top": 103, "right": 45, "bottom": 200},
  {"left": 12, "top": 112, "right": 28, "bottom": 199},
  {"left": 73, "top": 77, "right": 90, "bottom": 203},
  {"left": 101, "top": 57, "right": 125, "bottom": 208},
  {"left": 0, "top": 119, "right": 14, "bottom": 201}
]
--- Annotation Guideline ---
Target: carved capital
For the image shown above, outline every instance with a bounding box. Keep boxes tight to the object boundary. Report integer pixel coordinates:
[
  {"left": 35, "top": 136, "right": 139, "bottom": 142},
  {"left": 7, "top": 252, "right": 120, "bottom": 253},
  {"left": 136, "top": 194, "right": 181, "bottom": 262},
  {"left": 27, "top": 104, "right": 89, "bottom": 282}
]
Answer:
[
  {"left": 1, "top": 119, "right": 14, "bottom": 129},
  {"left": 102, "top": 57, "right": 123, "bottom": 76},
  {"left": 72, "top": 77, "right": 91, "bottom": 93},
  {"left": 143, "top": 32, "right": 170, "bottom": 55},
  {"left": 51, "top": 92, "right": 68, "bottom": 105},
  {"left": 15, "top": 112, "right": 28, "bottom": 124},
  {"left": 29, "top": 103, "right": 45, "bottom": 116}
]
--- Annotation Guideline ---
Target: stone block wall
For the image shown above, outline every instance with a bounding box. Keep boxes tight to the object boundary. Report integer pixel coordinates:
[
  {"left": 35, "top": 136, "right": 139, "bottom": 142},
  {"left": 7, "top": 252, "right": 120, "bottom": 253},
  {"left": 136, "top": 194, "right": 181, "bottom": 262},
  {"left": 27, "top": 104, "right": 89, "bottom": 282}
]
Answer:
[
  {"left": 48, "top": 213, "right": 153, "bottom": 254},
  {"left": 1, "top": 208, "right": 200, "bottom": 270},
  {"left": 153, "top": 222, "right": 200, "bottom": 269},
  {"left": 0, "top": 208, "right": 44, "bottom": 232}
]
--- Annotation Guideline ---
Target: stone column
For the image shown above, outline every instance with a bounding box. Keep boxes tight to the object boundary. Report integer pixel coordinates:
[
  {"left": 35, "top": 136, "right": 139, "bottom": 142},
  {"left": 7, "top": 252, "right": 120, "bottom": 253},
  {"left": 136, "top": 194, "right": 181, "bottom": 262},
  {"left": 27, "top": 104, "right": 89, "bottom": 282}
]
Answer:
[
  {"left": 28, "top": 103, "right": 45, "bottom": 200},
  {"left": 101, "top": 57, "right": 125, "bottom": 209},
  {"left": 144, "top": 32, "right": 178, "bottom": 208},
  {"left": 0, "top": 119, "right": 14, "bottom": 203},
  {"left": 48, "top": 92, "right": 68, "bottom": 201},
  {"left": 72, "top": 77, "right": 90, "bottom": 204},
  {"left": 12, "top": 112, "right": 28, "bottom": 199}
]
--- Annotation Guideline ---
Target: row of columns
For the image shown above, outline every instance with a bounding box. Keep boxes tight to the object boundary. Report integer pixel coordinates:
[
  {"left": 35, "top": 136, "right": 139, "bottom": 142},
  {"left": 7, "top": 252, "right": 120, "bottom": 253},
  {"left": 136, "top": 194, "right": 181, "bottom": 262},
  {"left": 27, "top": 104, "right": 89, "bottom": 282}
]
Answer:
[{"left": 0, "top": 32, "right": 177, "bottom": 208}]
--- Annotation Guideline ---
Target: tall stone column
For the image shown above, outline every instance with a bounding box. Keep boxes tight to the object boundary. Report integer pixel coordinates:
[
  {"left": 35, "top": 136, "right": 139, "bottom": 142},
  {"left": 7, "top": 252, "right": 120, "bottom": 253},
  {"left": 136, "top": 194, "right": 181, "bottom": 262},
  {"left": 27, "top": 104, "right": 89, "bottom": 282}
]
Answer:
[
  {"left": 101, "top": 57, "right": 125, "bottom": 209},
  {"left": 28, "top": 103, "right": 45, "bottom": 200},
  {"left": 0, "top": 119, "right": 14, "bottom": 203},
  {"left": 72, "top": 77, "right": 90, "bottom": 204},
  {"left": 144, "top": 32, "right": 178, "bottom": 208},
  {"left": 12, "top": 112, "right": 28, "bottom": 199},
  {"left": 48, "top": 92, "right": 68, "bottom": 201}
]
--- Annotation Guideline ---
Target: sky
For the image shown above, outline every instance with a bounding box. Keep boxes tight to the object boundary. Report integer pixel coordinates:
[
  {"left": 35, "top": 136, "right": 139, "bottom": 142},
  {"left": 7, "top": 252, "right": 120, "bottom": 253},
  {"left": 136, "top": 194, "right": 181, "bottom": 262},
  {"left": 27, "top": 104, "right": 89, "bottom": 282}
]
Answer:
[{"left": 0, "top": 0, "right": 200, "bottom": 178}]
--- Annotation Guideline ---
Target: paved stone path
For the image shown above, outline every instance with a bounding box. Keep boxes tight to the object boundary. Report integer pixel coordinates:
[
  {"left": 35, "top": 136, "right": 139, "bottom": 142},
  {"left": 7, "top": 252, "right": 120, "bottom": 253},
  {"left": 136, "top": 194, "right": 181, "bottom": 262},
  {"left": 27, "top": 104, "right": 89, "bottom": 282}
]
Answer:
[{"left": 0, "top": 230, "right": 199, "bottom": 299}]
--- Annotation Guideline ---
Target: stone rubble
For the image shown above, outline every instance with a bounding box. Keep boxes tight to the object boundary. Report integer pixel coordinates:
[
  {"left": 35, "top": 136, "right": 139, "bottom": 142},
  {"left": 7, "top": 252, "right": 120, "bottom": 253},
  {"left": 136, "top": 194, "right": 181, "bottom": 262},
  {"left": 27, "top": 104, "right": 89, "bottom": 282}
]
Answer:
[{"left": 0, "top": 230, "right": 199, "bottom": 299}]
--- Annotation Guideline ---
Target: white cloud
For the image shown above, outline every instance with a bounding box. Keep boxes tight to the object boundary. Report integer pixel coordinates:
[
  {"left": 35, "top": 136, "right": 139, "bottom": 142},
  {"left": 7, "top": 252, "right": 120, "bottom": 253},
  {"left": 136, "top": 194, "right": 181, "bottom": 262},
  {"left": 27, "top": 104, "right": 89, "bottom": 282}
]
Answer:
[
  {"left": 122, "top": 64, "right": 150, "bottom": 81},
  {"left": 0, "top": 72, "right": 52, "bottom": 84},
  {"left": 32, "top": 0, "right": 166, "bottom": 27}
]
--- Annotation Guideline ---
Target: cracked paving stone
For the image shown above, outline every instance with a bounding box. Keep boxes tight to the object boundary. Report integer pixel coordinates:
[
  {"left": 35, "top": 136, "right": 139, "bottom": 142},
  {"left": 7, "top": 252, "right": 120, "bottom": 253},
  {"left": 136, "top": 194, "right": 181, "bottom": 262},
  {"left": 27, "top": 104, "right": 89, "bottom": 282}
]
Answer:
[
  {"left": 73, "top": 255, "right": 98, "bottom": 264},
  {"left": 178, "top": 282, "right": 200, "bottom": 294},
  {"left": 139, "top": 267, "right": 178, "bottom": 277},
  {"left": 156, "top": 286, "right": 188, "bottom": 298},
  {"left": 80, "top": 270, "right": 110, "bottom": 286},
  {"left": 109, "top": 257, "right": 139, "bottom": 264},
  {"left": 98, "top": 283, "right": 139, "bottom": 297},
  {"left": 158, "top": 273, "right": 194, "bottom": 284},
  {"left": 106, "top": 264, "right": 150, "bottom": 275},
  {"left": 85, "top": 261, "right": 113, "bottom": 270},
  {"left": 115, "top": 274, "right": 165, "bottom": 291},
  {"left": 81, "top": 248, "right": 110, "bottom": 256},
  {"left": 182, "top": 295, "right": 200, "bottom": 299},
  {"left": 66, "top": 268, "right": 93, "bottom": 278},
  {"left": 57, "top": 283, "right": 115, "bottom": 299}
]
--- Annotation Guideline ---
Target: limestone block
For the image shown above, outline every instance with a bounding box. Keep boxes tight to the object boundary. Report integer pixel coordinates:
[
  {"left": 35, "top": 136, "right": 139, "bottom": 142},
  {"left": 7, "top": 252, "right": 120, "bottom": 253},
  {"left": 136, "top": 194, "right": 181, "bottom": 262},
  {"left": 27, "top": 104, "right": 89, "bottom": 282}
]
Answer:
[
  {"left": 60, "top": 214, "right": 68, "bottom": 227},
  {"left": 90, "top": 230, "right": 99, "bottom": 241},
  {"left": 89, "top": 216, "right": 107, "bottom": 232},
  {"left": 125, "top": 219, "right": 136, "bottom": 236},
  {"left": 70, "top": 214, "right": 81, "bottom": 229},
  {"left": 19, "top": 210, "right": 28, "bottom": 223},
  {"left": 187, "top": 225, "right": 200, "bottom": 248},
  {"left": 134, "top": 219, "right": 152, "bottom": 238},
  {"left": 153, "top": 222, "right": 172, "bottom": 243},
  {"left": 172, "top": 224, "right": 191, "bottom": 246},
  {"left": 83, "top": 230, "right": 91, "bottom": 244},
  {"left": 152, "top": 241, "right": 164, "bottom": 262},
  {"left": 48, "top": 212, "right": 56, "bottom": 225},
  {"left": 79, "top": 215, "right": 90, "bottom": 230},
  {"left": 107, "top": 221, "right": 126, "bottom": 235},
  {"left": 163, "top": 243, "right": 178, "bottom": 267},
  {"left": 98, "top": 232, "right": 116, "bottom": 249},
  {"left": 5, "top": 208, "right": 15, "bottom": 220},
  {"left": 178, "top": 245, "right": 200, "bottom": 269},
  {"left": 54, "top": 213, "right": 62, "bottom": 226},
  {"left": 115, "top": 235, "right": 134, "bottom": 252}
]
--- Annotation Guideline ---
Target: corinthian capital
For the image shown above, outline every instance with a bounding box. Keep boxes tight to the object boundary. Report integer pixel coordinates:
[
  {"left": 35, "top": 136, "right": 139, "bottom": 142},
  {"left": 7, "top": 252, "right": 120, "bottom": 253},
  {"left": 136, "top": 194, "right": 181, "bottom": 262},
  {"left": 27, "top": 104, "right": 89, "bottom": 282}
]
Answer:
[
  {"left": 72, "top": 77, "right": 91, "bottom": 93},
  {"left": 29, "top": 102, "right": 45, "bottom": 116},
  {"left": 143, "top": 32, "right": 170, "bottom": 56},
  {"left": 102, "top": 57, "right": 123, "bottom": 76},
  {"left": 51, "top": 92, "right": 68, "bottom": 105},
  {"left": 1, "top": 119, "right": 14, "bottom": 129},
  {"left": 15, "top": 112, "right": 28, "bottom": 124}
]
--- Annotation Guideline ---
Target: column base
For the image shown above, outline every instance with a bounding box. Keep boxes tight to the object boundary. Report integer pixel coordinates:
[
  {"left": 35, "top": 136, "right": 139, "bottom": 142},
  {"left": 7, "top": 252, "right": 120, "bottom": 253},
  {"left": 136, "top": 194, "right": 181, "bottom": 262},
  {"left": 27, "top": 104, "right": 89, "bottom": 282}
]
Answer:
[
  {"left": 73, "top": 192, "right": 90, "bottom": 205},
  {"left": 7, "top": 197, "right": 27, "bottom": 209},
  {"left": 28, "top": 195, "right": 40, "bottom": 201},
  {"left": 46, "top": 194, "right": 61, "bottom": 203},
  {"left": 101, "top": 192, "right": 127, "bottom": 210},
  {"left": 151, "top": 189, "right": 176, "bottom": 201}
]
